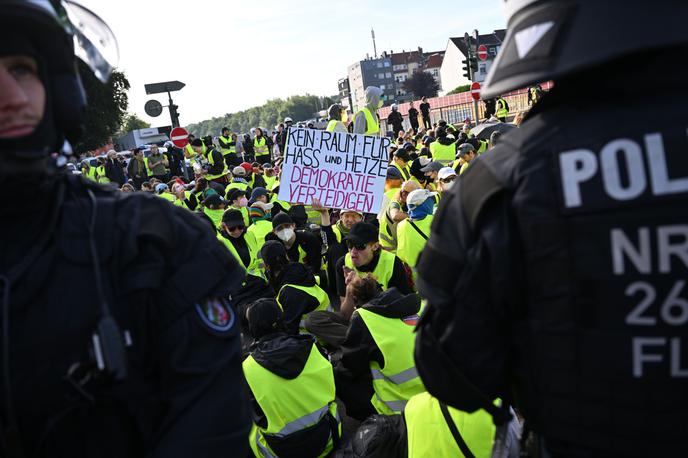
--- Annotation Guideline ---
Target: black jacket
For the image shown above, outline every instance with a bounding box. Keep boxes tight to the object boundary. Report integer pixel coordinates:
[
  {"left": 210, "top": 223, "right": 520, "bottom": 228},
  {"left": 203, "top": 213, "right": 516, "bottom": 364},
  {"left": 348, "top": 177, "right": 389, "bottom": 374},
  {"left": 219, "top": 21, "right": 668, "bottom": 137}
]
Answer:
[
  {"left": 265, "top": 230, "right": 322, "bottom": 275},
  {"left": 166, "top": 146, "right": 185, "bottom": 177},
  {"left": 206, "top": 147, "right": 225, "bottom": 176},
  {"left": 275, "top": 263, "right": 323, "bottom": 334},
  {"left": 387, "top": 111, "right": 404, "bottom": 131},
  {"left": 415, "top": 50, "right": 688, "bottom": 456},
  {"left": 408, "top": 108, "right": 419, "bottom": 124},
  {"left": 0, "top": 174, "right": 251, "bottom": 456},
  {"left": 104, "top": 158, "right": 126, "bottom": 186}
]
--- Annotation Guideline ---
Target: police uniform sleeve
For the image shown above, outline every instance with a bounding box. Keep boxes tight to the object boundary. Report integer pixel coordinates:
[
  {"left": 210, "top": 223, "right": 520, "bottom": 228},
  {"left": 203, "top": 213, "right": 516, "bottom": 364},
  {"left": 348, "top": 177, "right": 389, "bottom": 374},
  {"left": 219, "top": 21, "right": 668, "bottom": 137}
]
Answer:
[
  {"left": 414, "top": 156, "right": 521, "bottom": 412},
  {"left": 116, "top": 195, "right": 251, "bottom": 456}
]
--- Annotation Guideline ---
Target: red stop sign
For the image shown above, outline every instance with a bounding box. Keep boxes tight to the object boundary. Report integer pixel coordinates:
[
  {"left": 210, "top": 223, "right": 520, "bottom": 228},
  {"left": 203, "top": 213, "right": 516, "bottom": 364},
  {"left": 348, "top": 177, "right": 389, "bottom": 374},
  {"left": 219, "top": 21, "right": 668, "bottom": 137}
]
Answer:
[
  {"left": 477, "top": 44, "right": 488, "bottom": 61},
  {"left": 170, "top": 127, "right": 189, "bottom": 148},
  {"left": 471, "top": 82, "right": 481, "bottom": 101}
]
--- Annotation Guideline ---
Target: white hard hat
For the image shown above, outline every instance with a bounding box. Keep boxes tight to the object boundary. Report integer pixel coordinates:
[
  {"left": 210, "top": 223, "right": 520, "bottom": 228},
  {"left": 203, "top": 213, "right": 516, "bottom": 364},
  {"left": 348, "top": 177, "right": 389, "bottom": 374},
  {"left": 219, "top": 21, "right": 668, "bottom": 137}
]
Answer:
[{"left": 284, "top": 117, "right": 293, "bottom": 123}]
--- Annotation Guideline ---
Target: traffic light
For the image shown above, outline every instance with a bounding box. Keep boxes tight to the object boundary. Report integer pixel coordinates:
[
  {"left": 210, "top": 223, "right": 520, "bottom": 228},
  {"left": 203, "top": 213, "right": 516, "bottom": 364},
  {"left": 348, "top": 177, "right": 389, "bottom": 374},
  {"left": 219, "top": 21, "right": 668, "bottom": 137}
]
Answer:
[
  {"left": 462, "top": 54, "right": 479, "bottom": 81},
  {"left": 470, "top": 57, "right": 478, "bottom": 75},
  {"left": 169, "top": 104, "right": 180, "bottom": 128},
  {"left": 462, "top": 58, "right": 471, "bottom": 80}
]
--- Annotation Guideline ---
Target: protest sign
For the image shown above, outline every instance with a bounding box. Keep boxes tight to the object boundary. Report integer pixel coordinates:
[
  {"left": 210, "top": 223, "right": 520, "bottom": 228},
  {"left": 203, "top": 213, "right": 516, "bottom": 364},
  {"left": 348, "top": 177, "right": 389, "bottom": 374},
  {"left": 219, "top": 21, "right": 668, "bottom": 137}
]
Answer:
[{"left": 277, "top": 128, "right": 391, "bottom": 213}]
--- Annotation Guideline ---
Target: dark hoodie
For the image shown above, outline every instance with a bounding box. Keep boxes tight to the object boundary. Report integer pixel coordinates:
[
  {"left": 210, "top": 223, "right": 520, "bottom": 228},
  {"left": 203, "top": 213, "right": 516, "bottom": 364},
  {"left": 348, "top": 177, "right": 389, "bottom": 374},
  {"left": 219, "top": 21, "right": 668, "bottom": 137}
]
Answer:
[
  {"left": 335, "top": 288, "right": 421, "bottom": 381},
  {"left": 247, "top": 333, "right": 325, "bottom": 429},
  {"left": 275, "top": 263, "right": 323, "bottom": 334}
]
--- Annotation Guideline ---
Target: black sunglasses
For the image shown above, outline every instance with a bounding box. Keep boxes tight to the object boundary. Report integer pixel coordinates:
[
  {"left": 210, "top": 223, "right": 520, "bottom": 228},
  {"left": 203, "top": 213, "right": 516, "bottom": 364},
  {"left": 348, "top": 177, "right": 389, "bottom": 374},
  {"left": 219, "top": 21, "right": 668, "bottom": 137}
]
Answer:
[
  {"left": 346, "top": 240, "right": 368, "bottom": 251},
  {"left": 228, "top": 225, "right": 245, "bottom": 232},
  {"left": 440, "top": 177, "right": 456, "bottom": 183}
]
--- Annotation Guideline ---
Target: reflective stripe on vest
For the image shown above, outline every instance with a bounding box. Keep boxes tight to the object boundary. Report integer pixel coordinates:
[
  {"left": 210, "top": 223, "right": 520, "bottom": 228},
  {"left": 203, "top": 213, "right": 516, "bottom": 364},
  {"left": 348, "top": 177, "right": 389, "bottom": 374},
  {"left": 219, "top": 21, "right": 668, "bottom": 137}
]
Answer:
[
  {"left": 396, "top": 215, "right": 433, "bottom": 268},
  {"left": 344, "top": 249, "right": 396, "bottom": 290},
  {"left": 244, "top": 343, "right": 339, "bottom": 457},
  {"left": 356, "top": 307, "right": 425, "bottom": 415},
  {"left": 254, "top": 137, "right": 269, "bottom": 156},
  {"left": 405, "top": 391, "right": 497, "bottom": 458},
  {"left": 358, "top": 107, "right": 380, "bottom": 135}
]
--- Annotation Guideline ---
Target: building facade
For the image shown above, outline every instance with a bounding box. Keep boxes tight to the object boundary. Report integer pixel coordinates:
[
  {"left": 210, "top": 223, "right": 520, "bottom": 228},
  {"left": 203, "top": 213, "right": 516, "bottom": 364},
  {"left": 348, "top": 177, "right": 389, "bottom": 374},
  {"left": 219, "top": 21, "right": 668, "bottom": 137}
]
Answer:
[
  {"left": 439, "top": 29, "right": 506, "bottom": 96},
  {"left": 347, "top": 53, "right": 395, "bottom": 112}
]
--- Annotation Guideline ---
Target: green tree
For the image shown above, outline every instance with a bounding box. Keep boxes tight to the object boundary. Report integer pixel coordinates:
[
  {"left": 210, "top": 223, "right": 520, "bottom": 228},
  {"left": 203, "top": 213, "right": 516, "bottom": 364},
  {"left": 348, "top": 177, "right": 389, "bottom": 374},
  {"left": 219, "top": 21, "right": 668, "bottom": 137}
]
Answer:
[
  {"left": 121, "top": 113, "right": 150, "bottom": 132},
  {"left": 403, "top": 71, "right": 440, "bottom": 98},
  {"left": 73, "top": 60, "right": 129, "bottom": 152},
  {"left": 446, "top": 84, "right": 471, "bottom": 95}
]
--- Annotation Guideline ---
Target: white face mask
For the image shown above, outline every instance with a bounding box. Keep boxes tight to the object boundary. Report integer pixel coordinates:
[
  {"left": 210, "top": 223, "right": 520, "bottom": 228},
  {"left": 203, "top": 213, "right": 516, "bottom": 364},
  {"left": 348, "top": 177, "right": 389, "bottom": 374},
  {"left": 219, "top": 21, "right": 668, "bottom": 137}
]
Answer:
[
  {"left": 276, "top": 228, "right": 294, "bottom": 242},
  {"left": 443, "top": 181, "right": 454, "bottom": 191}
]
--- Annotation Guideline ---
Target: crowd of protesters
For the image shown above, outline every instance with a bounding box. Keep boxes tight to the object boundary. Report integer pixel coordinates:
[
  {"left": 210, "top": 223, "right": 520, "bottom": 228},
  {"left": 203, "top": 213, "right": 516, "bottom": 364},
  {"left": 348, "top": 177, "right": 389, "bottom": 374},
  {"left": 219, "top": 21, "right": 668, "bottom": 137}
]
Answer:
[{"left": 70, "top": 98, "right": 525, "bottom": 456}]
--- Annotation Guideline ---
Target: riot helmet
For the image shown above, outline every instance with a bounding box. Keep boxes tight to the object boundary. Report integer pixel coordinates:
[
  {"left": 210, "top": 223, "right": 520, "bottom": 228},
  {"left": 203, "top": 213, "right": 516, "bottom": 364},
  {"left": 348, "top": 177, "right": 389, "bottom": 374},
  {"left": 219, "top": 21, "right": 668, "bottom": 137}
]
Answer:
[{"left": 483, "top": 0, "right": 688, "bottom": 98}]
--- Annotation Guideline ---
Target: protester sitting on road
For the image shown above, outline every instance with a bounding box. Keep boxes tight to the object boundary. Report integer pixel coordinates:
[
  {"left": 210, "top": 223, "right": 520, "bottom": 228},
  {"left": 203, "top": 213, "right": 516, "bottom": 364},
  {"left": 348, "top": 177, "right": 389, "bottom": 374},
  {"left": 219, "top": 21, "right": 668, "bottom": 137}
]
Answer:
[
  {"left": 201, "top": 193, "right": 227, "bottom": 229},
  {"left": 378, "top": 180, "right": 421, "bottom": 253},
  {"left": 260, "top": 241, "right": 330, "bottom": 335},
  {"left": 226, "top": 187, "right": 251, "bottom": 227},
  {"left": 457, "top": 142, "right": 478, "bottom": 175},
  {"left": 333, "top": 276, "right": 425, "bottom": 420},
  {"left": 248, "top": 201, "right": 274, "bottom": 246},
  {"left": 389, "top": 148, "right": 412, "bottom": 182},
  {"left": 227, "top": 165, "right": 251, "bottom": 195},
  {"left": 436, "top": 167, "right": 457, "bottom": 195},
  {"left": 396, "top": 189, "right": 437, "bottom": 270},
  {"left": 243, "top": 299, "right": 341, "bottom": 458},
  {"left": 334, "top": 222, "right": 414, "bottom": 321},
  {"left": 265, "top": 212, "right": 323, "bottom": 276}
]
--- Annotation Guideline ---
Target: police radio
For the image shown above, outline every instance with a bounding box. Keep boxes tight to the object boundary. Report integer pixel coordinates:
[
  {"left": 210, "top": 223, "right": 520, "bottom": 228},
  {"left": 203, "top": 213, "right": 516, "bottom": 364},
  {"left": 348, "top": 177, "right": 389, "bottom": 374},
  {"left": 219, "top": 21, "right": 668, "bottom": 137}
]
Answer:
[{"left": 84, "top": 188, "right": 128, "bottom": 381}]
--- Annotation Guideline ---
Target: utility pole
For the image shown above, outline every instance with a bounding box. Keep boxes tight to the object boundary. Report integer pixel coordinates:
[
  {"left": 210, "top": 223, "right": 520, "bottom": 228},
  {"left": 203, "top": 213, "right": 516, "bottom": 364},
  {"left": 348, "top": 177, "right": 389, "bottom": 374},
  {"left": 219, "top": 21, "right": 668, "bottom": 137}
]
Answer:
[{"left": 371, "top": 28, "right": 378, "bottom": 58}]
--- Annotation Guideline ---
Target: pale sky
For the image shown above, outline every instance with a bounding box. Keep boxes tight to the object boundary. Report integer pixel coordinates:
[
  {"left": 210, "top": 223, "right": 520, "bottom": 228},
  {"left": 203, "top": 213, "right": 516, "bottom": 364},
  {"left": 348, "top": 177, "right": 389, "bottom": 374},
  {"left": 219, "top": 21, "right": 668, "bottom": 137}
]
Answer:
[{"left": 84, "top": 0, "right": 505, "bottom": 127}]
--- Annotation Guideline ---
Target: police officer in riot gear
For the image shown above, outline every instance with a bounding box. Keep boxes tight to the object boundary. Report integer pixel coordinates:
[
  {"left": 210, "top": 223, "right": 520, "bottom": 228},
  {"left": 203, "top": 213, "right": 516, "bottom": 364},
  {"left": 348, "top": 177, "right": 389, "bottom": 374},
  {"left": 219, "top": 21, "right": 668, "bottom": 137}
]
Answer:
[
  {"left": 0, "top": 1, "right": 250, "bottom": 455},
  {"left": 415, "top": 0, "right": 688, "bottom": 456}
]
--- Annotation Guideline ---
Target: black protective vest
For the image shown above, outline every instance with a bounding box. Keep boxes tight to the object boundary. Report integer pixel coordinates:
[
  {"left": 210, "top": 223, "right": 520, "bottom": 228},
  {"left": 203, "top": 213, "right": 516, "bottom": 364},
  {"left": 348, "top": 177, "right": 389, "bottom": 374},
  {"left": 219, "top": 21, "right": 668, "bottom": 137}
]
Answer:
[{"left": 463, "top": 96, "right": 688, "bottom": 456}]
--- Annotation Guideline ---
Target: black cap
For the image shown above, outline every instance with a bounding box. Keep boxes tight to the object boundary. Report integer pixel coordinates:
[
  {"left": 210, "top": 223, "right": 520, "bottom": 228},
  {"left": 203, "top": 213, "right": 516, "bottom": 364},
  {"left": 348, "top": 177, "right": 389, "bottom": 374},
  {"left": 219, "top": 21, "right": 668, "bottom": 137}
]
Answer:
[
  {"left": 246, "top": 298, "right": 284, "bottom": 339},
  {"left": 226, "top": 188, "right": 247, "bottom": 202},
  {"left": 272, "top": 212, "right": 294, "bottom": 229},
  {"left": 386, "top": 167, "right": 403, "bottom": 180},
  {"left": 402, "top": 142, "right": 415, "bottom": 152},
  {"left": 222, "top": 209, "right": 244, "bottom": 226},
  {"left": 345, "top": 222, "right": 378, "bottom": 245},
  {"left": 420, "top": 160, "right": 443, "bottom": 173},
  {"left": 250, "top": 187, "right": 269, "bottom": 203},
  {"left": 260, "top": 240, "right": 287, "bottom": 266},
  {"left": 394, "top": 149, "right": 411, "bottom": 162},
  {"left": 203, "top": 193, "right": 225, "bottom": 208},
  {"left": 191, "top": 138, "right": 203, "bottom": 147}
]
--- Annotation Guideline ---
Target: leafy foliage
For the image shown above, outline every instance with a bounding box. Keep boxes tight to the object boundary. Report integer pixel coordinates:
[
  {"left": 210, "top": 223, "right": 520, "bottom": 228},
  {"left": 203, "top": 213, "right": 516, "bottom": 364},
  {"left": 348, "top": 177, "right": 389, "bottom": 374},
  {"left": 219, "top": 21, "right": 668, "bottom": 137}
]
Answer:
[
  {"left": 73, "top": 60, "right": 129, "bottom": 152},
  {"left": 403, "top": 71, "right": 440, "bottom": 98},
  {"left": 446, "top": 84, "right": 471, "bottom": 95},
  {"left": 186, "top": 94, "right": 337, "bottom": 137},
  {"left": 121, "top": 113, "right": 150, "bottom": 133}
]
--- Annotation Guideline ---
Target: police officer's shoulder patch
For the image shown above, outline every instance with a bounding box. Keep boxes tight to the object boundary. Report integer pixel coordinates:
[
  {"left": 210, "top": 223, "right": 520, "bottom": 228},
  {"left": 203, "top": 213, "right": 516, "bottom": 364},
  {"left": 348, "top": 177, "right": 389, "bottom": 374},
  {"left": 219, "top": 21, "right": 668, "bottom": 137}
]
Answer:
[{"left": 194, "top": 297, "right": 236, "bottom": 337}]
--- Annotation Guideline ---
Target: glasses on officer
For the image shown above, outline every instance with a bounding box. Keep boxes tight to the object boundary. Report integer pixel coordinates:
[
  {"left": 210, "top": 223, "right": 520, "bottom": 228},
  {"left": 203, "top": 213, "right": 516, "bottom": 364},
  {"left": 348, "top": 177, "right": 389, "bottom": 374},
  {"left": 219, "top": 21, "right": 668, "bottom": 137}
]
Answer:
[
  {"left": 440, "top": 176, "right": 456, "bottom": 184},
  {"left": 227, "top": 224, "right": 245, "bottom": 232}
]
